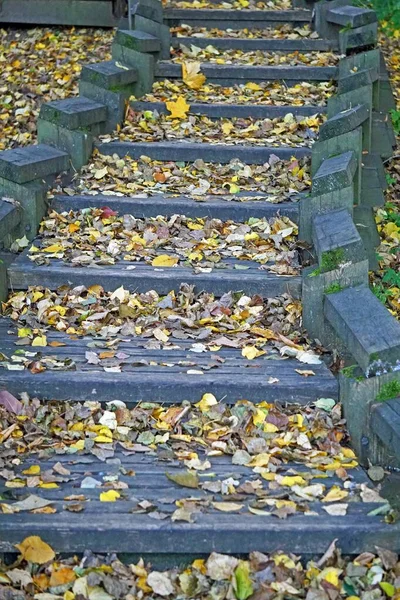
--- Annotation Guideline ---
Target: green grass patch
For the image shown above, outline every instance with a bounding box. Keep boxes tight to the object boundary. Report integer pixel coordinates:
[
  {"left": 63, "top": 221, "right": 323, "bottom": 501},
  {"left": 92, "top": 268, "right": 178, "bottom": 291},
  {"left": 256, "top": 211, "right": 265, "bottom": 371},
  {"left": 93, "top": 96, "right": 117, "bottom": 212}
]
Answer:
[
  {"left": 325, "top": 283, "right": 343, "bottom": 295},
  {"left": 376, "top": 380, "right": 400, "bottom": 402},
  {"left": 321, "top": 248, "right": 345, "bottom": 271}
]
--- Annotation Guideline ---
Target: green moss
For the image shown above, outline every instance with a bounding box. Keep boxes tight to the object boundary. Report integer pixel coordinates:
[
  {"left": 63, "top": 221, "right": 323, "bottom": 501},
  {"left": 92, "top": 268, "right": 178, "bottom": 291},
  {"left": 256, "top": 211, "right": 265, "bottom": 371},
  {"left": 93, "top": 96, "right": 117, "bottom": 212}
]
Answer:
[
  {"left": 376, "top": 380, "right": 400, "bottom": 402},
  {"left": 342, "top": 365, "right": 357, "bottom": 378},
  {"left": 324, "top": 282, "right": 343, "bottom": 295},
  {"left": 308, "top": 268, "right": 321, "bottom": 277},
  {"left": 321, "top": 248, "right": 345, "bottom": 272}
]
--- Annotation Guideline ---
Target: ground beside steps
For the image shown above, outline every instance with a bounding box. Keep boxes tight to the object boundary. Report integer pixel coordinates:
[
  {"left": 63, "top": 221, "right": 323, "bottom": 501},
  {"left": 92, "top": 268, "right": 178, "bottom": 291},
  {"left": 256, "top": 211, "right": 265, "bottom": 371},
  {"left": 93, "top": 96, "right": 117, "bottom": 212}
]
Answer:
[{"left": 1, "top": 0, "right": 398, "bottom": 563}]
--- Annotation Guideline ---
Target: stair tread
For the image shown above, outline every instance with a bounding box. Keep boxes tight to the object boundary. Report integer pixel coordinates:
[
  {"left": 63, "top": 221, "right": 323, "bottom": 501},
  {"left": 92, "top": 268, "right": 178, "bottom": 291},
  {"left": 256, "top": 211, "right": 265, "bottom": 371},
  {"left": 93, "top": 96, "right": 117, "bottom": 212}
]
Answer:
[
  {"left": 0, "top": 446, "right": 397, "bottom": 554},
  {"left": 0, "top": 316, "right": 337, "bottom": 403},
  {"left": 51, "top": 193, "right": 300, "bottom": 222},
  {"left": 8, "top": 249, "right": 302, "bottom": 297},
  {"left": 95, "top": 140, "right": 311, "bottom": 165},
  {"left": 155, "top": 61, "right": 338, "bottom": 81}
]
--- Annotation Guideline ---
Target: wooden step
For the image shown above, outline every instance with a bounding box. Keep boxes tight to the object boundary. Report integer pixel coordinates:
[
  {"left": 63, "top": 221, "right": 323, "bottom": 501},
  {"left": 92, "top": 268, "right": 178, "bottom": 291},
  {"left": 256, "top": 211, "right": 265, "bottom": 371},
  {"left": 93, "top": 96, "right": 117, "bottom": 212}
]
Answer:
[
  {"left": 129, "top": 99, "right": 326, "bottom": 119},
  {"left": 95, "top": 140, "right": 311, "bottom": 164},
  {"left": 0, "top": 320, "right": 337, "bottom": 404},
  {"left": 1, "top": 450, "right": 398, "bottom": 557},
  {"left": 51, "top": 193, "right": 300, "bottom": 222},
  {"left": 0, "top": 0, "right": 120, "bottom": 26},
  {"left": 171, "top": 36, "right": 337, "bottom": 52},
  {"left": 8, "top": 250, "right": 302, "bottom": 298},
  {"left": 164, "top": 8, "right": 312, "bottom": 28},
  {"left": 155, "top": 61, "right": 338, "bottom": 84}
]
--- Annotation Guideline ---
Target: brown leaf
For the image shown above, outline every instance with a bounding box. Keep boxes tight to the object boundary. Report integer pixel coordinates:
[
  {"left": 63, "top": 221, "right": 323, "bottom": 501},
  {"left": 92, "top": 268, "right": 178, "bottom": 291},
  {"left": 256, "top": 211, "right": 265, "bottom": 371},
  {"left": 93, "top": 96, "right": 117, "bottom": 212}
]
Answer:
[{"left": 0, "top": 390, "right": 23, "bottom": 414}]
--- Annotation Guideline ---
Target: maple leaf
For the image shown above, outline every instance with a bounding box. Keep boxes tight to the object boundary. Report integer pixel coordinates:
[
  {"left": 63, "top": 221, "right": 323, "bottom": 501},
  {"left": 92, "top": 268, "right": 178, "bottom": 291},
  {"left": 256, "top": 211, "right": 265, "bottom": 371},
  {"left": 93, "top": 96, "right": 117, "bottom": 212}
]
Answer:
[
  {"left": 166, "top": 95, "right": 190, "bottom": 119},
  {"left": 182, "top": 61, "right": 206, "bottom": 89}
]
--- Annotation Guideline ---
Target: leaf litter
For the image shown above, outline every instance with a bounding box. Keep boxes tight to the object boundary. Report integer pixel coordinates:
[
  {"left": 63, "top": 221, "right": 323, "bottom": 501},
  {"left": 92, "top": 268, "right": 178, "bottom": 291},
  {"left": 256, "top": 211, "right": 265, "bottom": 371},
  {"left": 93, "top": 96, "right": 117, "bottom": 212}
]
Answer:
[
  {"left": 28, "top": 208, "right": 300, "bottom": 275},
  {"left": 163, "top": 0, "right": 300, "bottom": 10},
  {"left": 0, "top": 27, "right": 113, "bottom": 150},
  {"left": 56, "top": 153, "right": 311, "bottom": 201},
  {"left": 2, "top": 541, "right": 400, "bottom": 600},
  {"left": 2, "top": 284, "right": 324, "bottom": 375},
  {"left": 172, "top": 23, "right": 320, "bottom": 40},
  {"left": 0, "top": 393, "right": 390, "bottom": 523},
  {"left": 134, "top": 78, "right": 336, "bottom": 106},
  {"left": 104, "top": 107, "right": 324, "bottom": 148},
  {"left": 172, "top": 44, "right": 340, "bottom": 66},
  {"left": 371, "top": 32, "right": 400, "bottom": 320}
]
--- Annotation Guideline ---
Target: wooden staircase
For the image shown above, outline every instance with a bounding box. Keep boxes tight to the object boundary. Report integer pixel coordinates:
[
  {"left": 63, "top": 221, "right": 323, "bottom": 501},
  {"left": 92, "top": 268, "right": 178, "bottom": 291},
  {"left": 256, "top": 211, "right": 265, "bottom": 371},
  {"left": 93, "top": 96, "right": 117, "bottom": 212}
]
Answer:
[{"left": 0, "top": 0, "right": 399, "bottom": 564}]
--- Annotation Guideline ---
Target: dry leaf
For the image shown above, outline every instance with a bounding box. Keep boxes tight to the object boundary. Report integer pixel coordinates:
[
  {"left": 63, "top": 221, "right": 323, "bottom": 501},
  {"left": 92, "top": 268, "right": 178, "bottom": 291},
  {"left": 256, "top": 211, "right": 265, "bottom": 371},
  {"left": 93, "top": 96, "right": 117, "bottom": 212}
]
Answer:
[
  {"left": 166, "top": 96, "right": 190, "bottom": 119},
  {"left": 16, "top": 536, "right": 55, "bottom": 564},
  {"left": 152, "top": 255, "right": 179, "bottom": 267},
  {"left": 182, "top": 61, "right": 206, "bottom": 89}
]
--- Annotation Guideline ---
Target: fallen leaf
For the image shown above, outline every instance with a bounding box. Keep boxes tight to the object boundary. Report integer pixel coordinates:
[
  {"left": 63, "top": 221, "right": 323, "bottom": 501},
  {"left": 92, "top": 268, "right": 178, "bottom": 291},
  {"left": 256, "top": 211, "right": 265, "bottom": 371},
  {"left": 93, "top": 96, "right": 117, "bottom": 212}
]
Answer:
[
  {"left": 322, "top": 503, "right": 348, "bottom": 516},
  {"left": 152, "top": 255, "right": 179, "bottom": 267},
  {"left": 99, "top": 490, "right": 120, "bottom": 502},
  {"left": 16, "top": 536, "right": 55, "bottom": 564},
  {"left": 166, "top": 96, "right": 190, "bottom": 119},
  {"left": 212, "top": 502, "right": 244, "bottom": 512},
  {"left": 0, "top": 390, "right": 23, "bottom": 414},
  {"left": 147, "top": 571, "right": 174, "bottom": 597},
  {"left": 166, "top": 470, "right": 199, "bottom": 488},
  {"left": 182, "top": 61, "right": 206, "bottom": 89},
  {"left": 234, "top": 561, "right": 253, "bottom": 600}
]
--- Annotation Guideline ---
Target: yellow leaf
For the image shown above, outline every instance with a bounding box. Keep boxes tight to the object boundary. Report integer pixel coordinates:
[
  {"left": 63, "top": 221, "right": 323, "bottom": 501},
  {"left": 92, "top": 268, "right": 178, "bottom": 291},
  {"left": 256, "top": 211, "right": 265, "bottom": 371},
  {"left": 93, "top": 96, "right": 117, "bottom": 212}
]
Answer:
[
  {"left": 245, "top": 82, "right": 262, "bottom": 91},
  {"left": 192, "top": 559, "right": 206, "bottom": 574},
  {"left": 23, "top": 465, "right": 40, "bottom": 475},
  {"left": 195, "top": 393, "right": 218, "bottom": 412},
  {"left": 380, "top": 583, "right": 395, "bottom": 597},
  {"left": 221, "top": 122, "right": 234, "bottom": 135},
  {"left": 341, "top": 447, "right": 356, "bottom": 458},
  {"left": 182, "top": 61, "right": 206, "bottom": 90},
  {"left": 166, "top": 96, "right": 190, "bottom": 119},
  {"left": 248, "top": 453, "right": 270, "bottom": 467},
  {"left": 43, "top": 244, "right": 64, "bottom": 253},
  {"left": 39, "top": 482, "right": 59, "bottom": 489},
  {"left": 273, "top": 555, "right": 296, "bottom": 569},
  {"left": 18, "top": 328, "right": 32, "bottom": 338},
  {"left": 242, "top": 346, "right": 265, "bottom": 360},
  {"left": 275, "top": 499, "right": 296, "bottom": 510},
  {"left": 228, "top": 183, "right": 240, "bottom": 194},
  {"left": 50, "top": 567, "right": 76, "bottom": 587},
  {"left": 279, "top": 475, "right": 306, "bottom": 486},
  {"left": 152, "top": 255, "right": 179, "bottom": 267},
  {"left": 70, "top": 440, "right": 85, "bottom": 451},
  {"left": 16, "top": 536, "right": 55, "bottom": 564},
  {"left": 94, "top": 435, "right": 113, "bottom": 443},
  {"left": 32, "top": 335, "right": 47, "bottom": 347},
  {"left": 319, "top": 567, "right": 342, "bottom": 587},
  {"left": 264, "top": 422, "right": 279, "bottom": 433},
  {"left": 252, "top": 408, "right": 267, "bottom": 427},
  {"left": 322, "top": 486, "right": 349, "bottom": 502},
  {"left": 100, "top": 490, "right": 120, "bottom": 502}
]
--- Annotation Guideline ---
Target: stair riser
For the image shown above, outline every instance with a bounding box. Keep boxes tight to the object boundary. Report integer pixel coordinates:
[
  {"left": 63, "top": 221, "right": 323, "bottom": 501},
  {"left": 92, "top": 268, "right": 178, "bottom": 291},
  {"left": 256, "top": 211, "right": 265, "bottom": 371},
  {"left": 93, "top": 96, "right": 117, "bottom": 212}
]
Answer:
[
  {"left": 1, "top": 517, "right": 398, "bottom": 556},
  {"left": 130, "top": 101, "right": 327, "bottom": 118},
  {"left": 51, "top": 195, "right": 300, "bottom": 222},
  {"left": 0, "top": 372, "right": 338, "bottom": 405},
  {"left": 95, "top": 141, "right": 311, "bottom": 164},
  {"left": 171, "top": 37, "right": 337, "bottom": 52},
  {"left": 155, "top": 62, "right": 338, "bottom": 82},
  {"left": 7, "top": 263, "right": 302, "bottom": 298}
]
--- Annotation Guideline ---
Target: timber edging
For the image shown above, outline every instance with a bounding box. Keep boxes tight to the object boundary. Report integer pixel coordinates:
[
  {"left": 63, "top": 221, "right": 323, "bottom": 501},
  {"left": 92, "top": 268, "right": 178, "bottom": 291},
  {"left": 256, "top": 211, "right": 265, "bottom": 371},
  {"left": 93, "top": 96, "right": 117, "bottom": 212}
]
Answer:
[{"left": 0, "top": 0, "right": 398, "bottom": 469}]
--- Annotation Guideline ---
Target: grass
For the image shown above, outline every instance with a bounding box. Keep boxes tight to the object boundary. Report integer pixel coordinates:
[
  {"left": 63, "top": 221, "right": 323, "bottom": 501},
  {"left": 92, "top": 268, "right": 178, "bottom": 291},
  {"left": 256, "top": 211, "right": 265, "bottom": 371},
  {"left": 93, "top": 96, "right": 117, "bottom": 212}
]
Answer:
[{"left": 376, "top": 380, "right": 400, "bottom": 401}]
